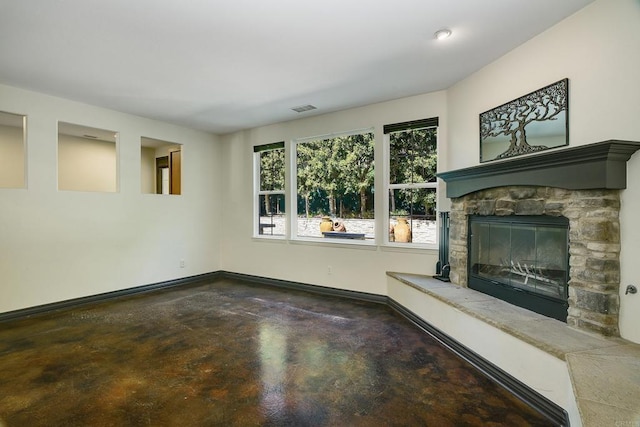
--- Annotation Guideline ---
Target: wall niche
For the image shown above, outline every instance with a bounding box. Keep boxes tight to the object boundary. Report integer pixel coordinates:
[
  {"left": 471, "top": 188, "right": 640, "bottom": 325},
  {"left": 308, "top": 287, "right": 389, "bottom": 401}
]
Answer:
[
  {"left": 0, "top": 110, "right": 26, "bottom": 189},
  {"left": 58, "top": 122, "right": 118, "bottom": 192}
]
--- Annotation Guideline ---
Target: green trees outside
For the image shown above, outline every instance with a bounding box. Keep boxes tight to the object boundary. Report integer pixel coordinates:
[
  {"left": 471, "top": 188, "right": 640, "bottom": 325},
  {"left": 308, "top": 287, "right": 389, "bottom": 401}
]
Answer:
[
  {"left": 259, "top": 148, "right": 285, "bottom": 215},
  {"left": 297, "top": 132, "right": 375, "bottom": 218},
  {"left": 389, "top": 128, "right": 438, "bottom": 219},
  {"left": 261, "top": 128, "right": 437, "bottom": 221},
  {"left": 341, "top": 133, "right": 376, "bottom": 218}
]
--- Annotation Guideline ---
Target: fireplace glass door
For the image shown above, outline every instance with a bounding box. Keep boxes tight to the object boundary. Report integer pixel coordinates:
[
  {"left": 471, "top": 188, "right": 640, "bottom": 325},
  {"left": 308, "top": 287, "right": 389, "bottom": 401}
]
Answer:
[{"left": 468, "top": 215, "right": 569, "bottom": 321}]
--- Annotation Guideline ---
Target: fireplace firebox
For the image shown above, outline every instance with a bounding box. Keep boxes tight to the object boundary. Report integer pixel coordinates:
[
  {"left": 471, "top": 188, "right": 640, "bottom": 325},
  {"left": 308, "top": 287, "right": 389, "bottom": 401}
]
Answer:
[{"left": 468, "top": 215, "right": 569, "bottom": 322}]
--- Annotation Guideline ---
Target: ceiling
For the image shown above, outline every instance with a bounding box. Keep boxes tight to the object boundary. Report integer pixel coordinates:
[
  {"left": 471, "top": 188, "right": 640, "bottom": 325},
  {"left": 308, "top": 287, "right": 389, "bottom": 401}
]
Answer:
[{"left": 0, "top": 0, "right": 594, "bottom": 135}]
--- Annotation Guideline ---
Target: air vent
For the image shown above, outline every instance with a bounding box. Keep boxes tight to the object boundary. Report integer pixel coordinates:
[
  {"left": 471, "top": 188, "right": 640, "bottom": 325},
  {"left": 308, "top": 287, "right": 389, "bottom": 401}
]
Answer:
[{"left": 291, "top": 104, "right": 317, "bottom": 113}]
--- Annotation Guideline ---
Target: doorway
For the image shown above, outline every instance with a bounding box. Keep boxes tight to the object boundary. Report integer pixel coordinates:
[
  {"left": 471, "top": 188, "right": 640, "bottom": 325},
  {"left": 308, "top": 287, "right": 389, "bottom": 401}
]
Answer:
[
  {"left": 142, "top": 137, "right": 181, "bottom": 195},
  {"left": 156, "top": 156, "right": 169, "bottom": 195}
]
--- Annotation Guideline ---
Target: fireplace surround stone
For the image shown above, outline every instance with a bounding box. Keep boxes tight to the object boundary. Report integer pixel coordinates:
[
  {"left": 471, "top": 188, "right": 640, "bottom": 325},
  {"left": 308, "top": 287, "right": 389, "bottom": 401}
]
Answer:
[
  {"left": 439, "top": 140, "right": 640, "bottom": 337},
  {"left": 450, "top": 186, "right": 620, "bottom": 335}
]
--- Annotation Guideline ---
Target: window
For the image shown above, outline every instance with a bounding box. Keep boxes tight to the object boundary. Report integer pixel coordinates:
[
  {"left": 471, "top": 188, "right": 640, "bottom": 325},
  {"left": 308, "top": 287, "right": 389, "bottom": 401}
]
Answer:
[
  {"left": 385, "top": 118, "right": 438, "bottom": 245},
  {"left": 58, "top": 122, "right": 118, "bottom": 192},
  {"left": 141, "top": 137, "right": 182, "bottom": 195},
  {"left": 0, "top": 111, "right": 26, "bottom": 189},
  {"left": 255, "top": 142, "right": 285, "bottom": 237},
  {"left": 294, "top": 129, "right": 375, "bottom": 241}
]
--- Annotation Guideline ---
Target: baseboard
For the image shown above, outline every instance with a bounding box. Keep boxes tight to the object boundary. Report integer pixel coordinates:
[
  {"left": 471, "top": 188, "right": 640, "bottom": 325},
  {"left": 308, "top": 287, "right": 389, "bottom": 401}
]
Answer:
[
  {"left": 0, "top": 271, "right": 385, "bottom": 323},
  {"left": 387, "top": 298, "right": 569, "bottom": 427},
  {"left": 0, "top": 270, "right": 568, "bottom": 425},
  {"left": 0, "top": 271, "right": 222, "bottom": 323},
  {"left": 218, "top": 271, "right": 388, "bottom": 305}
]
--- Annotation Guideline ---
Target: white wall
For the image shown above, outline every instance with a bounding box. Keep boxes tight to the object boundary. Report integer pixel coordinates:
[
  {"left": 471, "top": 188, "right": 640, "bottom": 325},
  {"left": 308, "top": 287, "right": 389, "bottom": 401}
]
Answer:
[
  {"left": 219, "top": 92, "right": 447, "bottom": 296},
  {"left": 0, "top": 84, "right": 222, "bottom": 314},
  {"left": 446, "top": 0, "right": 640, "bottom": 343},
  {"left": 0, "top": 124, "right": 25, "bottom": 188}
]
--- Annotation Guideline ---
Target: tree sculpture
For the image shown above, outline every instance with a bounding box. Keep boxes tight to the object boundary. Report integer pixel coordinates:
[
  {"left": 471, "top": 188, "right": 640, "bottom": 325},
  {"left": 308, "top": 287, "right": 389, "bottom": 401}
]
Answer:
[{"left": 480, "top": 79, "right": 568, "bottom": 160}]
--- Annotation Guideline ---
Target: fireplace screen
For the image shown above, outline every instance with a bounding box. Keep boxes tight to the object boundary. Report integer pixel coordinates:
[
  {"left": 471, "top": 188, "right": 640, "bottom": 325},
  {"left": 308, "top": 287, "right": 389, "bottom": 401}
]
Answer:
[{"left": 468, "top": 215, "right": 569, "bottom": 321}]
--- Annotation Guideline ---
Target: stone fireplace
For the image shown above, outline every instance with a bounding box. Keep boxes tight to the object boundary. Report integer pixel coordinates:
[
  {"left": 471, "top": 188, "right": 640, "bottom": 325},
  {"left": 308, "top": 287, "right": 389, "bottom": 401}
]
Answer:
[{"left": 439, "top": 140, "right": 640, "bottom": 337}]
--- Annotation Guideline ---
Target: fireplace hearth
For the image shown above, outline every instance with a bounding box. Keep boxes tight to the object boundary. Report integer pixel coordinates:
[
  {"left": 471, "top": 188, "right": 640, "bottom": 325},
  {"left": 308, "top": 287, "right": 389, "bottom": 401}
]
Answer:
[{"left": 438, "top": 140, "right": 640, "bottom": 336}]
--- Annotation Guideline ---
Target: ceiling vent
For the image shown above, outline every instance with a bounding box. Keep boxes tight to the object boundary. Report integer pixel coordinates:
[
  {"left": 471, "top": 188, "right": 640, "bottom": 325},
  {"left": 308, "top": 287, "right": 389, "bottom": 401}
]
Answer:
[{"left": 291, "top": 104, "right": 317, "bottom": 113}]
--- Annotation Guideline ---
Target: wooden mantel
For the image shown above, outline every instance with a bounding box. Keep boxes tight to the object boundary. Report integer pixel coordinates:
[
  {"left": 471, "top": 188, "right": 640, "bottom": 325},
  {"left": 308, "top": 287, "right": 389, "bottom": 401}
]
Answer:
[{"left": 438, "top": 140, "right": 640, "bottom": 198}]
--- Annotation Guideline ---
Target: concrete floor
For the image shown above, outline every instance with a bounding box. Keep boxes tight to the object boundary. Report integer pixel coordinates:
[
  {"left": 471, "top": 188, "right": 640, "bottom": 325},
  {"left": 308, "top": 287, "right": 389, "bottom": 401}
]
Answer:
[{"left": 0, "top": 279, "right": 553, "bottom": 426}]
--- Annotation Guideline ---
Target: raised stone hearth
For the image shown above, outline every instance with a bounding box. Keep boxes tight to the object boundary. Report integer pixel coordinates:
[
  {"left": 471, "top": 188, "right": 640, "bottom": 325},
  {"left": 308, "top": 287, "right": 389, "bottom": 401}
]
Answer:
[{"left": 439, "top": 140, "right": 640, "bottom": 337}]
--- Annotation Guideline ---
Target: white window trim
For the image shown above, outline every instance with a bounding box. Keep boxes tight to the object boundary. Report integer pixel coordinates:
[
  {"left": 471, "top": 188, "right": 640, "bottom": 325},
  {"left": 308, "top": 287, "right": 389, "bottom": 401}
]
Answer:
[{"left": 253, "top": 147, "right": 286, "bottom": 239}]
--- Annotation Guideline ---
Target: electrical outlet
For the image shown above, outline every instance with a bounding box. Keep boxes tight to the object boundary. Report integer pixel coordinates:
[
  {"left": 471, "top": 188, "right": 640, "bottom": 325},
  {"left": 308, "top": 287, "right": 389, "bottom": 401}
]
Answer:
[
  {"left": 180, "top": 259, "right": 185, "bottom": 268},
  {"left": 327, "top": 265, "right": 332, "bottom": 275}
]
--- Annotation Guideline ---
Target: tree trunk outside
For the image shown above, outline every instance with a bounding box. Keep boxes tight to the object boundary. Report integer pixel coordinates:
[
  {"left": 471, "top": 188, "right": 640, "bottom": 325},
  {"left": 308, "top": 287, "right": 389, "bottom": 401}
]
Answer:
[
  {"left": 264, "top": 196, "right": 270, "bottom": 217},
  {"left": 390, "top": 189, "right": 396, "bottom": 213},
  {"left": 305, "top": 194, "right": 310, "bottom": 218}
]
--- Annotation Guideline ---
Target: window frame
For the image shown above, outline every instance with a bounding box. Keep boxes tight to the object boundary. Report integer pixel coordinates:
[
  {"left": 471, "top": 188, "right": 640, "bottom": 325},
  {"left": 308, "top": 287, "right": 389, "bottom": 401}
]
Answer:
[
  {"left": 253, "top": 142, "right": 286, "bottom": 239},
  {"left": 383, "top": 118, "right": 439, "bottom": 249},
  {"left": 290, "top": 128, "right": 376, "bottom": 246}
]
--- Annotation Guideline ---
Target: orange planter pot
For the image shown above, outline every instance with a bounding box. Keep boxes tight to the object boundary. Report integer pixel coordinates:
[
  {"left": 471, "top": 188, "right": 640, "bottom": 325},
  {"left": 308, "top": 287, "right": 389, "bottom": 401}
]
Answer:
[{"left": 394, "top": 218, "right": 412, "bottom": 243}]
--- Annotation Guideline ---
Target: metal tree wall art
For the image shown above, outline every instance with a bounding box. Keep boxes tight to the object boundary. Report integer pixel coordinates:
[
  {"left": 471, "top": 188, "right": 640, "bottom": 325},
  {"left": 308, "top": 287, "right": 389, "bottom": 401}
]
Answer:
[{"left": 479, "top": 78, "right": 569, "bottom": 162}]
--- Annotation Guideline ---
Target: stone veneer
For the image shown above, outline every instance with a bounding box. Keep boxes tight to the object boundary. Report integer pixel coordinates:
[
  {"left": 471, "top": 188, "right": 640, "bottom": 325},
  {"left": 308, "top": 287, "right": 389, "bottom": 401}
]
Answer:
[{"left": 449, "top": 186, "right": 621, "bottom": 336}]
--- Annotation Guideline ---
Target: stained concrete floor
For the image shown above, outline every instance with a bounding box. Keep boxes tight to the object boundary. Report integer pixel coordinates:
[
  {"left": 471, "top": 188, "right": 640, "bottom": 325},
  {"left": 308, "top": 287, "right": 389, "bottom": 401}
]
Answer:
[{"left": 0, "top": 279, "right": 554, "bottom": 426}]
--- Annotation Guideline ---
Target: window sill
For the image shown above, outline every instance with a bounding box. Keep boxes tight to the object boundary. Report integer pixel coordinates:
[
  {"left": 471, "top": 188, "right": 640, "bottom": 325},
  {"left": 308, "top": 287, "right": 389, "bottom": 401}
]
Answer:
[
  {"left": 289, "top": 237, "right": 378, "bottom": 250},
  {"left": 250, "top": 236, "right": 439, "bottom": 252},
  {"left": 381, "top": 243, "right": 438, "bottom": 254},
  {"left": 252, "top": 235, "right": 287, "bottom": 242}
]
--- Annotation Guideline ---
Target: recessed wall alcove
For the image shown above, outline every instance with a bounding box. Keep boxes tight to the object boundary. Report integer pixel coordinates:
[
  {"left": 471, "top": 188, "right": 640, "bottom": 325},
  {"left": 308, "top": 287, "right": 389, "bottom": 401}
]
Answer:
[{"left": 438, "top": 140, "right": 640, "bottom": 336}]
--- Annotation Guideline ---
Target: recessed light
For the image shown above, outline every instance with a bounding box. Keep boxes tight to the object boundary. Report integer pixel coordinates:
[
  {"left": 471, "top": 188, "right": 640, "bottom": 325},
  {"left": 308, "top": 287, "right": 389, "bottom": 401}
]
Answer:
[
  {"left": 291, "top": 104, "right": 317, "bottom": 113},
  {"left": 434, "top": 29, "right": 452, "bottom": 40}
]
